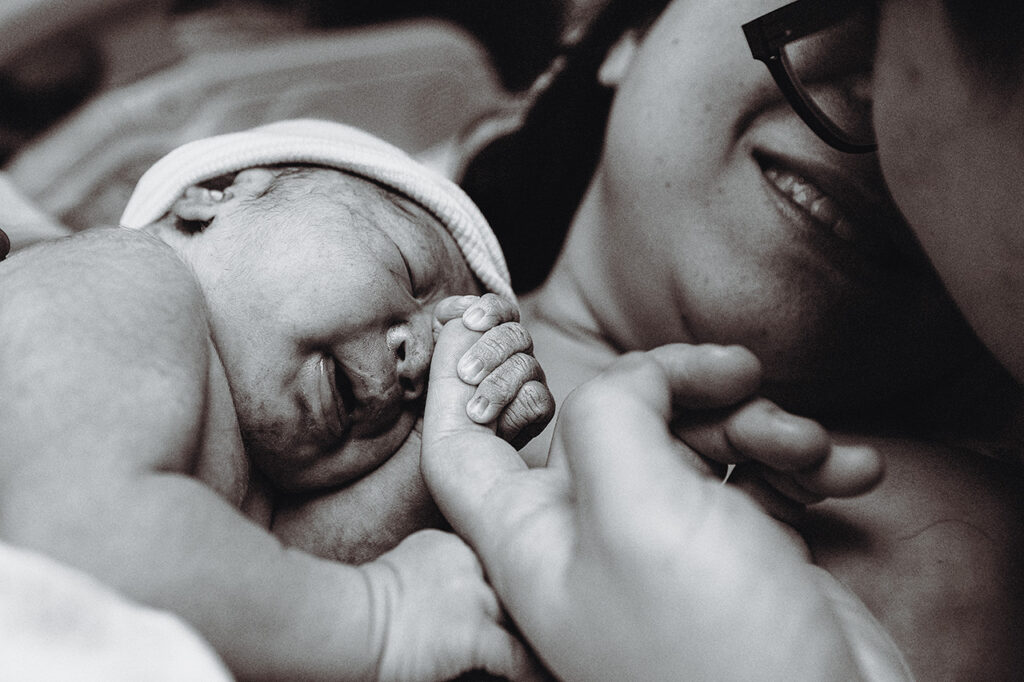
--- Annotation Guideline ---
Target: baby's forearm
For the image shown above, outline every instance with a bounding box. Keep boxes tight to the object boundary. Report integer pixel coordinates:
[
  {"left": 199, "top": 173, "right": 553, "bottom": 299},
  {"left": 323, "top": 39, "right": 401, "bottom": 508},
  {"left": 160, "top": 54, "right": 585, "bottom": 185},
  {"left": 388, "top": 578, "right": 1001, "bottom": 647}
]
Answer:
[{"left": 0, "top": 471, "right": 383, "bottom": 680}]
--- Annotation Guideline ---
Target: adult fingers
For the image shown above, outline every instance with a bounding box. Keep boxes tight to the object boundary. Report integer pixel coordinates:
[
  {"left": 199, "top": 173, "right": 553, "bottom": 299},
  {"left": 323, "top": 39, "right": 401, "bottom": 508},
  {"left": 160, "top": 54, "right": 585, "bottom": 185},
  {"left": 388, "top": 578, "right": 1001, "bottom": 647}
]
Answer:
[
  {"left": 423, "top": 321, "right": 496, "bottom": 442},
  {"left": 674, "top": 398, "right": 830, "bottom": 467},
  {"left": 556, "top": 345, "right": 762, "bottom": 523},
  {"left": 646, "top": 344, "right": 764, "bottom": 409},
  {"left": 458, "top": 323, "right": 534, "bottom": 385},
  {"left": 792, "top": 442, "right": 883, "bottom": 497},
  {"left": 726, "top": 404, "right": 882, "bottom": 497}
]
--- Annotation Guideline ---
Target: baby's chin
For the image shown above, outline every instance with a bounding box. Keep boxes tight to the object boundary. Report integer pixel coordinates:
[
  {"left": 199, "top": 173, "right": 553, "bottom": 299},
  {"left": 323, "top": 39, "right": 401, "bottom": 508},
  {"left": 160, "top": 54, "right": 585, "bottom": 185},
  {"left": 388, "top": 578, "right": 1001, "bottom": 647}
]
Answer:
[
  {"left": 269, "top": 409, "right": 422, "bottom": 494},
  {"left": 270, "top": 418, "right": 444, "bottom": 564}
]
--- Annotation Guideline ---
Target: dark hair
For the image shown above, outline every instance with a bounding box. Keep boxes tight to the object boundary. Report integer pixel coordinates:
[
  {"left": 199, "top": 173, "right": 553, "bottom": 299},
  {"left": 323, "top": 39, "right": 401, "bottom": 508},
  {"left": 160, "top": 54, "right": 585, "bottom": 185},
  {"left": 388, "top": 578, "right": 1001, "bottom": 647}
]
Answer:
[
  {"left": 458, "top": 0, "right": 670, "bottom": 293},
  {"left": 942, "top": 0, "right": 1024, "bottom": 87}
]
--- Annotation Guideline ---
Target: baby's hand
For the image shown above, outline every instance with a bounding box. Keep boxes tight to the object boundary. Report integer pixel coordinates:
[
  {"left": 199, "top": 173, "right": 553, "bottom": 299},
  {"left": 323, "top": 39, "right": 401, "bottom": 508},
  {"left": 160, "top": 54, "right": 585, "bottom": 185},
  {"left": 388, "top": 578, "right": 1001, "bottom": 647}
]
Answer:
[
  {"left": 434, "top": 295, "right": 555, "bottom": 450},
  {"left": 360, "top": 529, "right": 544, "bottom": 682}
]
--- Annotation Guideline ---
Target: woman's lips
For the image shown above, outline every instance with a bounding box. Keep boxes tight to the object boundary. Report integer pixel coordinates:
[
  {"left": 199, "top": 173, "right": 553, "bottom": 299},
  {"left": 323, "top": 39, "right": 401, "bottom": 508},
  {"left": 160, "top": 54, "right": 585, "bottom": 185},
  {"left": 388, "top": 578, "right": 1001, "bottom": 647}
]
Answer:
[
  {"left": 761, "top": 165, "right": 858, "bottom": 241},
  {"left": 755, "top": 148, "right": 930, "bottom": 269}
]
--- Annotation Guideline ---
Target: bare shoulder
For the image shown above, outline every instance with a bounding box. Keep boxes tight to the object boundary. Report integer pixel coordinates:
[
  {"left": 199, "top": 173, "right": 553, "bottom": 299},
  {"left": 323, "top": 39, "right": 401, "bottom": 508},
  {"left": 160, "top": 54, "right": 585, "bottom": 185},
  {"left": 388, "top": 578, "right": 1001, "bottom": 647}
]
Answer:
[
  {"left": 802, "top": 436, "right": 1024, "bottom": 679},
  {"left": 0, "top": 227, "right": 214, "bottom": 474}
]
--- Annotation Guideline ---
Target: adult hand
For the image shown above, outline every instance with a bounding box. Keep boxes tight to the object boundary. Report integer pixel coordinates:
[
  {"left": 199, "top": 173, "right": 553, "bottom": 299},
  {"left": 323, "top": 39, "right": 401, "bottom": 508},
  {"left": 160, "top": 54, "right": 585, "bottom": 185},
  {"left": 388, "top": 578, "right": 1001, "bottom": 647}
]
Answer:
[{"left": 422, "top": 325, "right": 911, "bottom": 681}]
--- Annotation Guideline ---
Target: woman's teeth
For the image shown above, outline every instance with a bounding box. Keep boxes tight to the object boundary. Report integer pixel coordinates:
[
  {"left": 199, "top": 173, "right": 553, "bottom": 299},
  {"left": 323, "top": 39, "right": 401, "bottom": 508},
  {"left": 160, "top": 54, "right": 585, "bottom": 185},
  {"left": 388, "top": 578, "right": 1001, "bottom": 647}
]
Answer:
[{"left": 763, "top": 165, "right": 854, "bottom": 240}]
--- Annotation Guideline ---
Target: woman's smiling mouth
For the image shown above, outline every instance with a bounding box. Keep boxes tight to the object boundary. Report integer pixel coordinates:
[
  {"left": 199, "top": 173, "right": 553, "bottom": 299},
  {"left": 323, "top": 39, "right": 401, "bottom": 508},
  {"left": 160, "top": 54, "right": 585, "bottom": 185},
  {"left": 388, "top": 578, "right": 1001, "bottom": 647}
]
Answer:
[{"left": 760, "top": 164, "right": 859, "bottom": 242}]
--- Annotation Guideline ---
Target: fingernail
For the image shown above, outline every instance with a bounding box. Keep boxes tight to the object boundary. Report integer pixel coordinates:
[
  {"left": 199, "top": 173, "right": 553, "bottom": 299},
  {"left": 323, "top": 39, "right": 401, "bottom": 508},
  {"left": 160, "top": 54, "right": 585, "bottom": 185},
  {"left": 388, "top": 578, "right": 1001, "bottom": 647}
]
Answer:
[
  {"left": 464, "top": 307, "right": 487, "bottom": 327},
  {"left": 459, "top": 357, "right": 484, "bottom": 383},
  {"left": 467, "top": 395, "right": 490, "bottom": 421}
]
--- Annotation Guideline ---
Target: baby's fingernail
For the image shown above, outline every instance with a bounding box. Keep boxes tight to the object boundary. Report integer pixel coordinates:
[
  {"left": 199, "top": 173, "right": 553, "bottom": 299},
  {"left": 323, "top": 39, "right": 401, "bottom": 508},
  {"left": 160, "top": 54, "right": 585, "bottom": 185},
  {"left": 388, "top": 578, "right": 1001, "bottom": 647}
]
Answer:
[
  {"left": 467, "top": 395, "right": 490, "bottom": 421},
  {"left": 464, "top": 307, "right": 487, "bottom": 327},
  {"left": 459, "top": 357, "right": 484, "bottom": 383}
]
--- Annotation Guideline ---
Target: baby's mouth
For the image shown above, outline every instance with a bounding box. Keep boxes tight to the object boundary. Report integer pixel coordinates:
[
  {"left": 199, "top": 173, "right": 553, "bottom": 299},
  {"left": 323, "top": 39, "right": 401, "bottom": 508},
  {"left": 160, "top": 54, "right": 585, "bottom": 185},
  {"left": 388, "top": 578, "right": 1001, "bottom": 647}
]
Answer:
[
  {"left": 333, "top": 359, "right": 357, "bottom": 430},
  {"left": 318, "top": 356, "right": 355, "bottom": 444},
  {"left": 328, "top": 357, "right": 408, "bottom": 442}
]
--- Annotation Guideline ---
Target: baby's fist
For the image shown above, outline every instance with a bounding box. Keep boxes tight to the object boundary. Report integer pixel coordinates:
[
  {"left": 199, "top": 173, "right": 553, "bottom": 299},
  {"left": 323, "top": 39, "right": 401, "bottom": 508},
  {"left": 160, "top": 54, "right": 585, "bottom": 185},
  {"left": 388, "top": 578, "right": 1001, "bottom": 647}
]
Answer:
[{"left": 361, "top": 529, "right": 542, "bottom": 682}]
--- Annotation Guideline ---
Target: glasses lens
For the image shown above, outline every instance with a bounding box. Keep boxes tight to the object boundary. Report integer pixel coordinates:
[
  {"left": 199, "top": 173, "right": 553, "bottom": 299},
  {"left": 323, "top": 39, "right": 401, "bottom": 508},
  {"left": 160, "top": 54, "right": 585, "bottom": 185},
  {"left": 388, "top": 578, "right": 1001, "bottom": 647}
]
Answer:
[{"left": 781, "top": 5, "right": 876, "bottom": 146}]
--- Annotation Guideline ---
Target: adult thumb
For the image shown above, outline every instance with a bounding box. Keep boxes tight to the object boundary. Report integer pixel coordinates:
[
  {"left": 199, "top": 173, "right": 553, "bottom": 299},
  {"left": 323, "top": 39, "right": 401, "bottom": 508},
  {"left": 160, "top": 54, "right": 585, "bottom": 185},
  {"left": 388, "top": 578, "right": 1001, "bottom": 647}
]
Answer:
[
  {"left": 422, "top": 321, "right": 527, "bottom": 538},
  {"left": 424, "top": 320, "right": 492, "bottom": 443}
]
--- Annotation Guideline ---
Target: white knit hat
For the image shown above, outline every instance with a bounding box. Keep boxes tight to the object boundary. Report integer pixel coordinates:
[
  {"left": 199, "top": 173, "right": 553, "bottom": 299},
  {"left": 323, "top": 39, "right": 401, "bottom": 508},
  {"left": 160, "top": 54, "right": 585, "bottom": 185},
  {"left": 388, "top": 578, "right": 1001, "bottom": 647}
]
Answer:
[{"left": 120, "top": 119, "right": 514, "bottom": 301}]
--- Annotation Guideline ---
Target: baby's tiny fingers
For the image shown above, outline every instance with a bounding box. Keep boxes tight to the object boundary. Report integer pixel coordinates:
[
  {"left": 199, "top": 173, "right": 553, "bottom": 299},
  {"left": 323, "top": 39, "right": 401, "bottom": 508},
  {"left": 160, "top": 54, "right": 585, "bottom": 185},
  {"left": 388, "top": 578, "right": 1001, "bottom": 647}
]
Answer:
[
  {"left": 467, "top": 353, "right": 545, "bottom": 423},
  {"left": 434, "top": 295, "right": 481, "bottom": 324},
  {"left": 458, "top": 322, "right": 534, "bottom": 385},
  {"left": 463, "top": 293, "right": 520, "bottom": 331},
  {"left": 498, "top": 380, "right": 556, "bottom": 448}
]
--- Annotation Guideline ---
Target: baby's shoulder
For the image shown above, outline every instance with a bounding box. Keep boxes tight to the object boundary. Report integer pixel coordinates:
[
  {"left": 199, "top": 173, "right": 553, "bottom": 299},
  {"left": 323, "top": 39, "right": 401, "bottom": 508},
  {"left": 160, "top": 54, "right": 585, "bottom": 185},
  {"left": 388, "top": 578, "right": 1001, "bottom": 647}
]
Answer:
[
  {"left": 0, "top": 227, "right": 218, "bottom": 472},
  {"left": 1, "top": 227, "right": 208, "bottom": 346}
]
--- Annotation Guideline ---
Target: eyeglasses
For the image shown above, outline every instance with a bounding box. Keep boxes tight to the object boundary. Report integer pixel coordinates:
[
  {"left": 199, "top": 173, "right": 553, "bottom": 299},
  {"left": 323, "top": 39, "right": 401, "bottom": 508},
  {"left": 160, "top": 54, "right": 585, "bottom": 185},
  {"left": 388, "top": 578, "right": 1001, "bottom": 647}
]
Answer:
[{"left": 742, "top": 0, "right": 877, "bottom": 153}]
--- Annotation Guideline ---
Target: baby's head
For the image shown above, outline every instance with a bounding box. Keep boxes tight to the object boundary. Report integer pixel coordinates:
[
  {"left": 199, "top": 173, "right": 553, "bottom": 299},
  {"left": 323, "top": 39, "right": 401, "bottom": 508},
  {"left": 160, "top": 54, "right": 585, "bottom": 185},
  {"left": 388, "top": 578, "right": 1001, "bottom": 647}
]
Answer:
[{"left": 121, "top": 120, "right": 513, "bottom": 493}]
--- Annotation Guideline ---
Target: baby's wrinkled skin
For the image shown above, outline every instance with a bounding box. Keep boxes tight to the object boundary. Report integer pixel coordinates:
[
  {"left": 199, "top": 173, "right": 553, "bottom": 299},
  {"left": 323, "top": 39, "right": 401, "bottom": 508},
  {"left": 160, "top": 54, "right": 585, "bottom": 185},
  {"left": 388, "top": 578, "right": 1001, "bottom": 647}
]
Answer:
[{"left": 0, "top": 165, "right": 553, "bottom": 681}]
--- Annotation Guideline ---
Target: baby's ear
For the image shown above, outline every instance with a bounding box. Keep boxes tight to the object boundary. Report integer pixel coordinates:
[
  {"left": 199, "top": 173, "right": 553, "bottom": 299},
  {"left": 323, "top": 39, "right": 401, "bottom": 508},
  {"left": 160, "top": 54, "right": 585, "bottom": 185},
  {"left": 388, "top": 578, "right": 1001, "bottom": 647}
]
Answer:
[{"left": 170, "top": 168, "right": 277, "bottom": 226}]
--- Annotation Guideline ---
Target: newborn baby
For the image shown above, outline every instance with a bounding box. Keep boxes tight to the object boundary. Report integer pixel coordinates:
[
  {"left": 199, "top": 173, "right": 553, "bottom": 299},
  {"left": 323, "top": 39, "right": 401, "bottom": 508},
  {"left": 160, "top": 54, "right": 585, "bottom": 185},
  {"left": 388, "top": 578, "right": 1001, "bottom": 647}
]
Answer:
[{"left": 0, "top": 120, "right": 551, "bottom": 681}]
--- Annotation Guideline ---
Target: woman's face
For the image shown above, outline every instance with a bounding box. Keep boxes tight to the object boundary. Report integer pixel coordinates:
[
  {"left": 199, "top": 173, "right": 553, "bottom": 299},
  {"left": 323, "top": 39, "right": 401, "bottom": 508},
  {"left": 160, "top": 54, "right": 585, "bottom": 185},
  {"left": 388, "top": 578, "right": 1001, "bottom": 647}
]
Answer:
[
  {"left": 873, "top": 0, "right": 1024, "bottom": 385},
  {"left": 583, "top": 0, "right": 982, "bottom": 414}
]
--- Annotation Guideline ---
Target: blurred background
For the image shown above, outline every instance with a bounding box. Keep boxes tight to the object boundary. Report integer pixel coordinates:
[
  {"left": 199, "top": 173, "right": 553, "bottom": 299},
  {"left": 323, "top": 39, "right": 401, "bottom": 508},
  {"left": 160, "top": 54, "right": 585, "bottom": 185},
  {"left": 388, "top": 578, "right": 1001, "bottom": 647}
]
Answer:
[{"left": 0, "top": 0, "right": 605, "bottom": 239}]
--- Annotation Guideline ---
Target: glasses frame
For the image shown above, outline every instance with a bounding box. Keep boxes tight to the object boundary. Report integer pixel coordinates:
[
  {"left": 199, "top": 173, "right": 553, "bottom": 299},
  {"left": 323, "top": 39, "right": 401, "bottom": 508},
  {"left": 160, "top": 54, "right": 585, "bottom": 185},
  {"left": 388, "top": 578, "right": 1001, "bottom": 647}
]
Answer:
[{"left": 742, "top": 0, "right": 877, "bottom": 154}]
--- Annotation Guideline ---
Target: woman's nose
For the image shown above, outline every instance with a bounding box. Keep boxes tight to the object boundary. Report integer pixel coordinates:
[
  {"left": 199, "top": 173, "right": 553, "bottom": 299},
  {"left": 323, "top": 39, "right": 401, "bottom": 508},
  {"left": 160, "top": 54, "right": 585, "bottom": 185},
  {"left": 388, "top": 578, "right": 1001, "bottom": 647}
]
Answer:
[{"left": 386, "top": 312, "right": 434, "bottom": 401}]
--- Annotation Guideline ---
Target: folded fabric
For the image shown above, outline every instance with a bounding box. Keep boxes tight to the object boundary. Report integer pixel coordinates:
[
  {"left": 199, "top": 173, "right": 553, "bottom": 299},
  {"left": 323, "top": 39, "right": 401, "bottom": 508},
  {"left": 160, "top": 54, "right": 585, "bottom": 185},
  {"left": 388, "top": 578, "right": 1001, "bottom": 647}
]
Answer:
[
  {"left": 120, "top": 119, "right": 514, "bottom": 302},
  {"left": 0, "top": 541, "right": 231, "bottom": 681},
  {"left": 0, "top": 172, "right": 73, "bottom": 255}
]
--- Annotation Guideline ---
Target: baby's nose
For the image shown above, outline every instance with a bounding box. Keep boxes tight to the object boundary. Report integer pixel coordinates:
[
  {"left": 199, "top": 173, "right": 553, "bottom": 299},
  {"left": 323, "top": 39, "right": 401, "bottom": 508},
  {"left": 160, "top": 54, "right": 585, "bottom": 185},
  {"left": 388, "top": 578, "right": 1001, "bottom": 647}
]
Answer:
[{"left": 387, "top": 311, "right": 434, "bottom": 401}]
